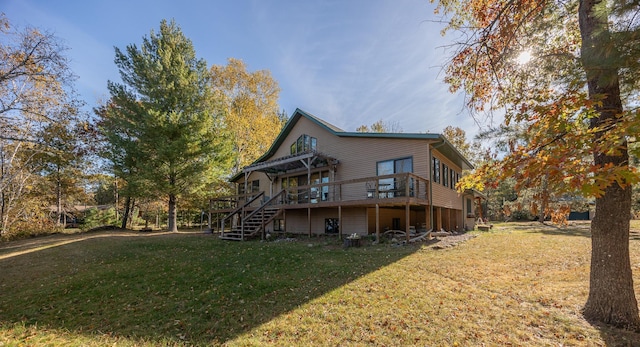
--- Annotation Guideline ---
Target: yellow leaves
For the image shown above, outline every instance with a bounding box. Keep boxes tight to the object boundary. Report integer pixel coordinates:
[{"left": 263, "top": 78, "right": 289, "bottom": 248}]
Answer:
[{"left": 209, "top": 58, "right": 284, "bottom": 173}]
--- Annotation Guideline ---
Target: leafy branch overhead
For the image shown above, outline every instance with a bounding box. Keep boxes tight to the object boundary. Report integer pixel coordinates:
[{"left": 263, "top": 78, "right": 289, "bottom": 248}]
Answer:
[
  {"left": 438, "top": 1, "right": 639, "bottom": 199},
  {"left": 435, "top": 0, "right": 640, "bottom": 329}
]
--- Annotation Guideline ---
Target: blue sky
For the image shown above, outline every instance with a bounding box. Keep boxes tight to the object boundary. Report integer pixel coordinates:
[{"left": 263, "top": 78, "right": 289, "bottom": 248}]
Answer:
[{"left": 4, "top": 0, "right": 481, "bottom": 137}]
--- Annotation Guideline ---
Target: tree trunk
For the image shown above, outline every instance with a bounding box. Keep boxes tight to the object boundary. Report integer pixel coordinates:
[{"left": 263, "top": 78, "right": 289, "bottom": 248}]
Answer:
[
  {"left": 56, "top": 174, "right": 62, "bottom": 227},
  {"left": 168, "top": 194, "right": 178, "bottom": 232},
  {"left": 121, "top": 196, "right": 131, "bottom": 229},
  {"left": 579, "top": 0, "right": 640, "bottom": 329},
  {"left": 0, "top": 151, "right": 4, "bottom": 234},
  {"left": 114, "top": 179, "right": 119, "bottom": 222},
  {"left": 127, "top": 198, "right": 135, "bottom": 229}
]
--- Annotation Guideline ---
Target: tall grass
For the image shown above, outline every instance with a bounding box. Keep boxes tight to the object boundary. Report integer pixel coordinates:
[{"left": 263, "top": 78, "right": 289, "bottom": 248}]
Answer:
[{"left": 1, "top": 223, "right": 639, "bottom": 346}]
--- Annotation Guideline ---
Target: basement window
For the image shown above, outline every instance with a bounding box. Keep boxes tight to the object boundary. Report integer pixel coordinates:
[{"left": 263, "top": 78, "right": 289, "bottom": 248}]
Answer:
[{"left": 325, "top": 218, "right": 339, "bottom": 234}]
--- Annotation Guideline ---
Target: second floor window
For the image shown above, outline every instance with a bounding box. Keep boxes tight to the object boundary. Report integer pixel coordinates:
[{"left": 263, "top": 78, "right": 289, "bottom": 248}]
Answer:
[
  {"left": 443, "top": 164, "right": 449, "bottom": 187},
  {"left": 432, "top": 157, "right": 440, "bottom": 183},
  {"left": 290, "top": 134, "right": 317, "bottom": 154}
]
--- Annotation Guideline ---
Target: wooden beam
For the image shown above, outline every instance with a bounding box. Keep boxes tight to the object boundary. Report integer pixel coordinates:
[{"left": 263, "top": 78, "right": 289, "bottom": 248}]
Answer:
[
  {"left": 338, "top": 205, "right": 342, "bottom": 239},
  {"left": 425, "top": 205, "right": 430, "bottom": 231},
  {"left": 405, "top": 203, "right": 410, "bottom": 243},
  {"left": 375, "top": 203, "right": 380, "bottom": 243},
  {"left": 308, "top": 207, "right": 311, "bottom": 237}
]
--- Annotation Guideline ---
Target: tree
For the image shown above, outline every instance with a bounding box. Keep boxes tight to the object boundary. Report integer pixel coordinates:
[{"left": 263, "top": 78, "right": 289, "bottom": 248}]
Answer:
[
  {"left": 0, "top": 14, "right": 74, "bottom": 136},
  {"left": 356, "top": 119, "right": 403, "bottom": 133},
  {"left": 0, "top": 14, "right": 84, "bottom": 235},
  {"left": 442, "top": 126, "right": 483, "bottom": 166},
  {"left": 435, "top": 0, "right": 640, "bottom": 328},
  {"left": 209, "top": 58, "right": 285, "bottom": 175},
  {"left": 99, "top": 20, "right": 231, "bottom": 232},
  {"left": 36, "top": 109, "right": 87, "bottom": 226}
]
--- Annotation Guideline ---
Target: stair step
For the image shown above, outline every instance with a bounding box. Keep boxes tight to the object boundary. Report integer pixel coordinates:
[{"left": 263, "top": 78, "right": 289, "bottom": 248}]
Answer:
[
  {"left": 220, "top": 203, "right": 283, "bottom": 241},
  {"left": 219, "top": 233, "right": 243, "bottom": 240},
  {"left": 219, "top": 235, "right": 243, "bottom": 241}
]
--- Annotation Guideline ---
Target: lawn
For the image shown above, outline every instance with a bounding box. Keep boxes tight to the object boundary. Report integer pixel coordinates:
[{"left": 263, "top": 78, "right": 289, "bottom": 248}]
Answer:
[{"left": 1, "top": 223, "right": 640, "bottom": 346}]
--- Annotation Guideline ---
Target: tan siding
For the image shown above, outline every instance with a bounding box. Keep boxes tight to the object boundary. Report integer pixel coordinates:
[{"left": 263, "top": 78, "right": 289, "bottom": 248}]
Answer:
[
  {"left": 431, "top": 150, "right": 463, "bottom": 210},
  {"left": 365, "top": 207, "right": 428, "bottom": 234},
  {"left": 269, "top": 117, "right": 433, "bottom": 180},
  {"left": 283, "top": 207, "right": 366, "bottom": 235},
  {"left": 328, "top": 137, "right": 431, "bottom": 182},
  {"left": 341, "top": 208, "right": 368, "bottom": 235},
  {"left": 309, "top": 208, "right": 339, "bottom": 234},
  {"left": 236, "top": 171, "right": 273, "bottom": 196}
]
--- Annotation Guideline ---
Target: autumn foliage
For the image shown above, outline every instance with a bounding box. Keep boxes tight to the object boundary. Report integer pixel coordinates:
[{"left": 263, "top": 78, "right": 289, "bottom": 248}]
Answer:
[
  {"left": 436, "top": 0, "right": 640, "bottom": 328},
  {"left": 442, "top": 0, "right": 639, "bottom": 205}
]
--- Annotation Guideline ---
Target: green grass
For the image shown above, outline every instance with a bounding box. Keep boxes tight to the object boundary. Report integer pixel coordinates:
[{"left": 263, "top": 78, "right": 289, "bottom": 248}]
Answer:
[{"left": 1, "top": 223, "right": 640, "bottom": 346}]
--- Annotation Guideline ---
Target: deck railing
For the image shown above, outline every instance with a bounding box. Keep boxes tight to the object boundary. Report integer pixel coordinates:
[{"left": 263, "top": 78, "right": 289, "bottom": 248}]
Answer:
[{"left": 210, "top": 173, "right": 430, "bottom": 212}]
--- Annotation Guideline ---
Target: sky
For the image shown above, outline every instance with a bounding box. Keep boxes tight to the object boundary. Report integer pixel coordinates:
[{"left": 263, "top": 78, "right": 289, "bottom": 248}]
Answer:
[{"left": 4, "top": 0, "right": 482, "bottom": 137}]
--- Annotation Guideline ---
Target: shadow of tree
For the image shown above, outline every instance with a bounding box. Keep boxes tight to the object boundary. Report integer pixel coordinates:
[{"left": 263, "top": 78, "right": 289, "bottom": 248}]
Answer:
[
  {"left": 0, "top": 232, "right": 419, "bottom": 345},
  {"left": 587, "top": 320, "right": 640, "bottom": 347},
  {"left": 519, "top": 221, "right": 640, "bottom": 241},
  {"left": 511, "top": 222, "right": 640, "bottom": 346}
]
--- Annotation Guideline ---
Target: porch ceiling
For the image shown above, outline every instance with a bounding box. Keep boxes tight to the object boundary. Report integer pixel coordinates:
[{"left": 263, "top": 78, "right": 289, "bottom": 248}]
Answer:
[{"left": 243, "top": 151, "right": 338, "bottom": 175}]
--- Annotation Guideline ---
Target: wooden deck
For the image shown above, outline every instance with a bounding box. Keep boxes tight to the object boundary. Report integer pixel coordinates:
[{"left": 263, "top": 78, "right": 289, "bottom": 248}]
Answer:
[{"left": 209, "top": 173, "right": 430, "bottom": 214}]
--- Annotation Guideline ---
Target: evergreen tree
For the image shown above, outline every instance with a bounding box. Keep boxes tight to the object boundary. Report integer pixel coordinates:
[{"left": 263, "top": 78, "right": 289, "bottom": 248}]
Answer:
[{"left": 98, "top": 19, "right": 231, "bottom": 232}]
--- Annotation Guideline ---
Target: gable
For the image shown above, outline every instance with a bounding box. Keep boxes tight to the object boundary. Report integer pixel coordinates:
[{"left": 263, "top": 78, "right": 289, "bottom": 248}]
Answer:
[{"left": 231, "top": 108, "right": 474, "bottom": 182}]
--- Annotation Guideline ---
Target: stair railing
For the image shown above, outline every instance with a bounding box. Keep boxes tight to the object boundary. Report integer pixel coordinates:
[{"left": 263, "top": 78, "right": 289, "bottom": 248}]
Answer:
[
  {"left": 221, "top": 191, "right": 264, "bottom": 236},
  {"left": 242, "top": 190, "right": 286, "bottom": 239}
]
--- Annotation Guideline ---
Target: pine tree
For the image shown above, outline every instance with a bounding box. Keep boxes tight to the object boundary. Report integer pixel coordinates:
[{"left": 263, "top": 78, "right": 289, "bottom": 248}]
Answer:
[{"left": 99, "top": 19, "right": 231, "bottom": 232}]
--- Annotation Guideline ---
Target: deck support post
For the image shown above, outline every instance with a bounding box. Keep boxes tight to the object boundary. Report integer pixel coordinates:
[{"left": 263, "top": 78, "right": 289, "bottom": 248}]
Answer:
[
  {"left": 338, "top": 205, "right": 343, "bottom": 239},
  {"left": 425, "top": 205, "right": 430, "bottom": 233},
  {"left": 207, "top": 199, "right": 212, "bottom": 232},
  {"left": 308, "top": 207, "right": 311, "bottom": 237},
  {"left": 405, "top": 203, "right": 410, "bottom": 243},
  {"left": 375, "top": 203, "right": 380, "bottom": 243}
]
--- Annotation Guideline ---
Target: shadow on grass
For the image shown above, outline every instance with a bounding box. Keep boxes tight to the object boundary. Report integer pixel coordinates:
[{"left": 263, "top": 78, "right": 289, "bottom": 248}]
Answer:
[
  {"left": 527, "top": 225, "right": 593, "bottom": 238},
  {"left": 500, "top": 220, "right": 594, "bottom": 238},
  {"left": 587, "top": 320, "right": 640, "bottom": 347},
  {"left": 0, "top": 231, "right": 420, "bottom": 345},
  {"left": 519, "top": 221, "right": 640, "bottom": 242}
]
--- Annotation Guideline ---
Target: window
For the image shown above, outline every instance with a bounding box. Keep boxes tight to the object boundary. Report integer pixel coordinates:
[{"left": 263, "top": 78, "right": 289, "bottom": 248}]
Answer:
[
  {"left": 442, "top": 164, "right": 449, "bottom": 188},
  {"left": 238, "top": 180, "right": 260, "bottom": 195},
  {"left": 284, "top": 174, "right": 309, "bottom": 203},
  {"left": 377, "top": 157, "right": 413, "bottom": 197},
  {"left": 273, "top": 219, "right": 285, "bottom": 231},
  {"left": 325, "top": 218, "right": 339, "bottom": 234},
  {"left": 290, "top": 134, "right": 317, "bottom": 154},
  {"left": 467, "top": 198, "right": 472, "bottom": 215},
  {"left": 321, "top": 171, "right": 329, "bottom": 201},
  {"left": 450, "top": 169, "right": 456, "bottom": 189},
  {"left": 432, "top": 157, "right": 440, "bottom": 183},
  {"left": 309, "top": 171, "right": 330, "bottom": 203},
  {"left": 283, "top": 171, "right": 329, "bottom": 204}
]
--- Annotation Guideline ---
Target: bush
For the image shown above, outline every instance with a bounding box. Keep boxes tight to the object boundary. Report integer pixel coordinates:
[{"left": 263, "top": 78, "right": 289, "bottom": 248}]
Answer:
[
  {"left": 82, "top": 207, "right": 119, "bottom": 231},
  {"left": 1, "top": 218, "right": 63, "bottom": 241}
]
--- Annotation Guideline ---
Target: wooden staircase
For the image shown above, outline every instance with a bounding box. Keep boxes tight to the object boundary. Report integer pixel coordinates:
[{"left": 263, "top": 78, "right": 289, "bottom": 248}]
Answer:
[
  {"left": 219, "top": 190, "right": 285, "bottom": 241},
  {"left": 219, "top": 207, "right": 282, "bottom": 240}
]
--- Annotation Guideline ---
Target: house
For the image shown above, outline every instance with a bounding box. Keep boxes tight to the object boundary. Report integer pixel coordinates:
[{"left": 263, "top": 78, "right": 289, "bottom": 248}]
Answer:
[{"left": 209, "top": 109, "right": 478, "bottom": 241}]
